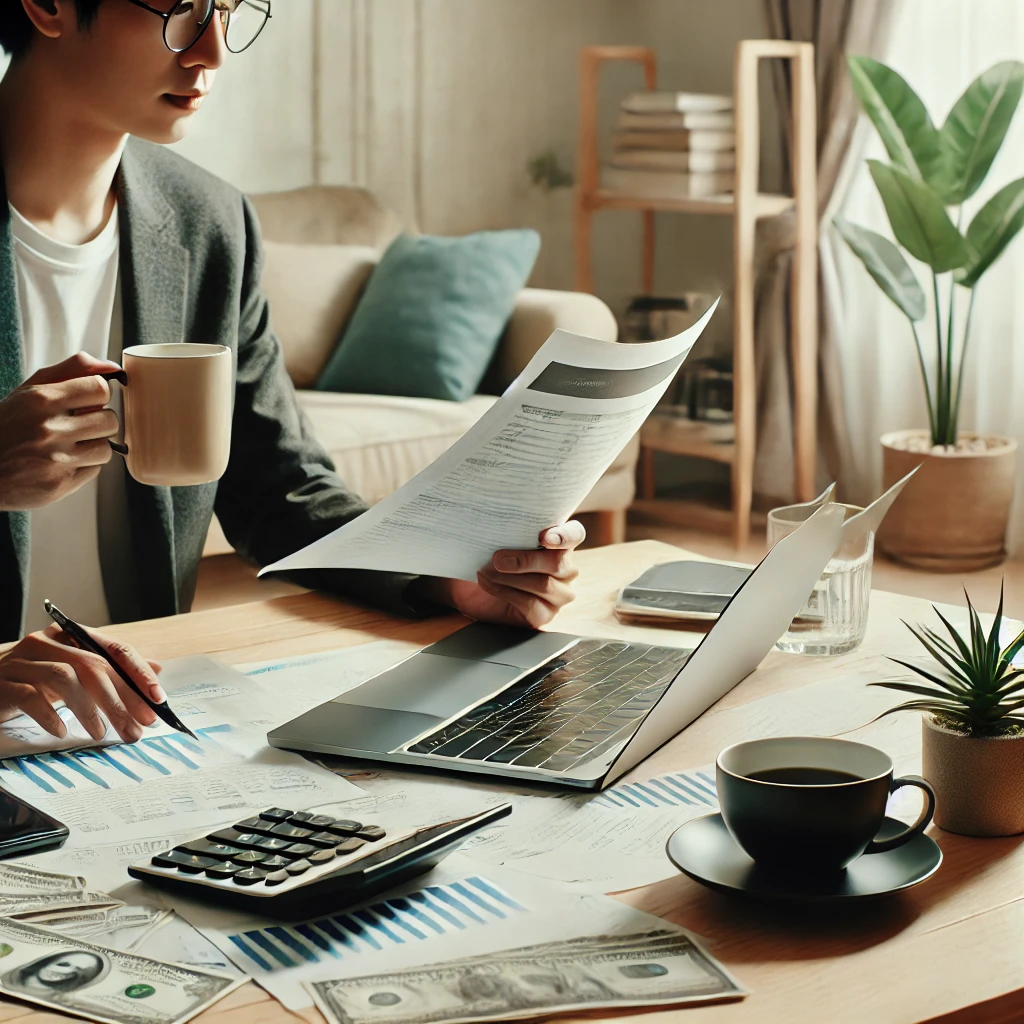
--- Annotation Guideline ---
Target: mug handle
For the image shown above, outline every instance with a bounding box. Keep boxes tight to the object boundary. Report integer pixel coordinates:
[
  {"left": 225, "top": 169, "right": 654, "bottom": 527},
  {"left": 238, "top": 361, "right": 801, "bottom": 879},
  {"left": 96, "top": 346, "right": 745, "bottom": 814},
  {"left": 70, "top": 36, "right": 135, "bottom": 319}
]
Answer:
[
  {"left": 865, "top": 775, "right": 936, "bottom": 854},
  {"left": 100, "top": 369, "right": 129, "bottom": 456}
]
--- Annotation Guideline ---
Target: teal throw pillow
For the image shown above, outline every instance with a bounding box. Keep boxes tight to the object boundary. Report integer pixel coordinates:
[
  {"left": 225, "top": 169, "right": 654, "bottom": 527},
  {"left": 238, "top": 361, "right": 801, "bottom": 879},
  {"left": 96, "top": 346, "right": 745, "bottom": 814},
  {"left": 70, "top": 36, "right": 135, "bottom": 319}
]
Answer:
[{"left": 314, "top": 229, "right": 540, "bottom": 401}]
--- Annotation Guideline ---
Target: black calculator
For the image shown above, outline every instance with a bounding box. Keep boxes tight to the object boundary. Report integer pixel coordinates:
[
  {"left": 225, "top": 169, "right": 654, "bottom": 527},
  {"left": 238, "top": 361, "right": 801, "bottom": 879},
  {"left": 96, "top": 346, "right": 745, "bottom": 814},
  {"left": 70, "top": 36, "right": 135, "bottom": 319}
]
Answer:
[{"left": 128, "top": 803, "right": 511, "bottom": 919}]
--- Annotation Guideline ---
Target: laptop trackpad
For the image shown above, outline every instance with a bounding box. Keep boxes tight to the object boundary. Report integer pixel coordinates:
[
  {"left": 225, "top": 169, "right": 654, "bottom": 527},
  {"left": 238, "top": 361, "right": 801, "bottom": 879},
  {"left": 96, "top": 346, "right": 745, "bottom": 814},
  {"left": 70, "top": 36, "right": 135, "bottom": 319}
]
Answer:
[{"left": 335, "top": 653, "right": 520, "bottom": 719}]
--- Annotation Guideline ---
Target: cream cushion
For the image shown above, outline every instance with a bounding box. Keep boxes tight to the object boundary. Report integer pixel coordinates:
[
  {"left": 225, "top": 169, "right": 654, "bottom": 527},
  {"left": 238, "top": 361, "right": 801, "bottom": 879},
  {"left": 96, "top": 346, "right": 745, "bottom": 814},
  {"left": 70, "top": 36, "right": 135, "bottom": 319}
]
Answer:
[
  {"left": 295, "top": 390, "right": 638, "bottom": 513},
  {"left": 262, "top": 241, "right": 379, "bottom": 388}
]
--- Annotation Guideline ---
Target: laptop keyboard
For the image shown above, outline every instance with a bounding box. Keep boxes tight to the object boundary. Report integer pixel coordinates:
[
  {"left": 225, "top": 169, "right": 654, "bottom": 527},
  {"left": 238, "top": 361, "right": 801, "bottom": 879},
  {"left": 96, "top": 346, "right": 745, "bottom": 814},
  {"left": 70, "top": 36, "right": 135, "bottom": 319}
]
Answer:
[{"left": 403, "top": 639, "right": 691, "bottom": 773}]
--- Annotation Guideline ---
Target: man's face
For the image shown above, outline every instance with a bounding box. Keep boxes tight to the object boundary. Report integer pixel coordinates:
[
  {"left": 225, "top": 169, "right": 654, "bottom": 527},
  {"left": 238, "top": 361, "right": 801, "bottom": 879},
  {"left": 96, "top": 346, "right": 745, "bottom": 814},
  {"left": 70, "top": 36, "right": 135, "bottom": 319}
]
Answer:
[{"left": 44, "top": 0, "right": 226, "bottom": 144}]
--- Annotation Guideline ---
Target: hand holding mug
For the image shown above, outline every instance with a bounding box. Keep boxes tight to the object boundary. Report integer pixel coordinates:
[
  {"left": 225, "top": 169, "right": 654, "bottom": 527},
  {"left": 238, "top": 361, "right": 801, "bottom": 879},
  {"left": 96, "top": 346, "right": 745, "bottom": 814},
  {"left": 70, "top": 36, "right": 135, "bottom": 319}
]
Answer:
[{"left": 0, "top": 352, "right": 122, "bottom": 512}]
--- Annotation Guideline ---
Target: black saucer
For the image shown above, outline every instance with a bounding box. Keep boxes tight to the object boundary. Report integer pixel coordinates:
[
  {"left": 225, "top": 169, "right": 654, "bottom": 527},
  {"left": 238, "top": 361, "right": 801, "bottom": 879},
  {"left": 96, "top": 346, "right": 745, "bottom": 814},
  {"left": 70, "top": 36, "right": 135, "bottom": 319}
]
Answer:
[{"left": 666, "top": 813, "right": 942, "bottom": 903}]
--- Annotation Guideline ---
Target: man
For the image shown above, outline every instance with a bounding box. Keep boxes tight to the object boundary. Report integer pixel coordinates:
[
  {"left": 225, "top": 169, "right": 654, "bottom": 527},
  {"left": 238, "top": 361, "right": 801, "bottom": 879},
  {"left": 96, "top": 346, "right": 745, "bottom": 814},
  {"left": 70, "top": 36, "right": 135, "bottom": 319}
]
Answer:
[{"left": 0, "top": 0, "right": 585, "bottom": 746}]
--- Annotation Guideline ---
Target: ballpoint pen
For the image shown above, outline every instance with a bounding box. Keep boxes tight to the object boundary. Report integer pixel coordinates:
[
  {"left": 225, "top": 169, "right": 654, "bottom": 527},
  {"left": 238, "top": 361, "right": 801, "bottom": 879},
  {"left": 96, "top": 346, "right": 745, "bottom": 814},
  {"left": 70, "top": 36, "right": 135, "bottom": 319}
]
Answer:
[{"left": 43, "top": 599, "right": 197, "bottom": 741}]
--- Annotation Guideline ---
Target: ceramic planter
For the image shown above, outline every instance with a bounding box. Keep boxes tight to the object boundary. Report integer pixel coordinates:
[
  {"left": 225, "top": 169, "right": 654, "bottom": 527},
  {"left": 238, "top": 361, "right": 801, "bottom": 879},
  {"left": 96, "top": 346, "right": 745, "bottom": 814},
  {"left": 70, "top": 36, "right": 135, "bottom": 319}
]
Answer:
[
  {"left": 922, "top": 717, "right": 1024, "bottom": 836},
  {"left": 877, "top": 430, "right": 1017, "bottom": 572}
]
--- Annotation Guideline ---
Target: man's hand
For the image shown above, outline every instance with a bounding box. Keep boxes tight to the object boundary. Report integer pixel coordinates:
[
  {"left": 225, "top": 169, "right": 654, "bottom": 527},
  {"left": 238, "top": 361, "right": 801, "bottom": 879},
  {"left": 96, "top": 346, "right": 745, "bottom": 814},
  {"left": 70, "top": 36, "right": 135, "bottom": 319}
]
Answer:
[
  {"left": 0, "top": 626, "right": 164, "bottom": 743},
  {"left": 0, "top": 352, "right": 123, "bottom": 512},
  {"left": 421, "top": 521, "right": 586, "bottom": 629}
]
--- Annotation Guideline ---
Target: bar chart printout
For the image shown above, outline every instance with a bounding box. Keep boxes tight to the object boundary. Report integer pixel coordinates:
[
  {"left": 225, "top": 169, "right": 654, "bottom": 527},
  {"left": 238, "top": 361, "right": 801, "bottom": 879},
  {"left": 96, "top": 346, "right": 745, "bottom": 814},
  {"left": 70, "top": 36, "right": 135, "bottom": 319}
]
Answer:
[{"left": 0, "top": 725, "right": 237, "bottom": 794}]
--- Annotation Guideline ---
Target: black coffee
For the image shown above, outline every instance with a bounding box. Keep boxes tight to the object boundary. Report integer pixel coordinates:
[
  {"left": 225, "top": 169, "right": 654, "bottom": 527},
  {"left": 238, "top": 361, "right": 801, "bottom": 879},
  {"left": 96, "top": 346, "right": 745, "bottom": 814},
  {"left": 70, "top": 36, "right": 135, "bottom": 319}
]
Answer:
[{"left": 746, "top": 766, "right": 862, "bottom": 785}]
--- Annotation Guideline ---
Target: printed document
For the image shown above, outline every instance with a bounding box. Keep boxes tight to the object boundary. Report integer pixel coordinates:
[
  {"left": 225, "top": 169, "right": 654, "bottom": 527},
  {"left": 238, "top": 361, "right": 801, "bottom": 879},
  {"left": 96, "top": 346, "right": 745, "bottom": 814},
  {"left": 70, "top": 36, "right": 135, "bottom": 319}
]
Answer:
[{"left": 261, "top": 302, "right": 718, "bottom": 580}]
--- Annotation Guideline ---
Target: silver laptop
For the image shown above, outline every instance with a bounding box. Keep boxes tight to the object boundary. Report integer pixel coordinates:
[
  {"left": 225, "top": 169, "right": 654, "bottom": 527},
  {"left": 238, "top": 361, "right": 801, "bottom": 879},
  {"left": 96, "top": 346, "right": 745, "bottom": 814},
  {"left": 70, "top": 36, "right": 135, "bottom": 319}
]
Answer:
[{"left": 268, "top": 504, "right": 844, "bottom": 790}]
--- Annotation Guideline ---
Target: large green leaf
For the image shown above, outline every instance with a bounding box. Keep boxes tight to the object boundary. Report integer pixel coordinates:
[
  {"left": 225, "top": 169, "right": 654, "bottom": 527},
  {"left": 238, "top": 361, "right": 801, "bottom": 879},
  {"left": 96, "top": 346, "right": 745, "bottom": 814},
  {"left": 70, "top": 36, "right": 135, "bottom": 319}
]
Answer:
[
  {"left": 938, "top": 61, "right": 1024, "bottom": 203},
  {"left": 868, "top": 161, "right": 971, "bottom": 271},
  {"left": 833, "top": 216, "right": 926, "bottom": 320},
  {"left": 847, "top": 55, "right": 941, "bottom": 181},
  {"left": 955, "top": 176, "right": 1024, "bottom": 286}
]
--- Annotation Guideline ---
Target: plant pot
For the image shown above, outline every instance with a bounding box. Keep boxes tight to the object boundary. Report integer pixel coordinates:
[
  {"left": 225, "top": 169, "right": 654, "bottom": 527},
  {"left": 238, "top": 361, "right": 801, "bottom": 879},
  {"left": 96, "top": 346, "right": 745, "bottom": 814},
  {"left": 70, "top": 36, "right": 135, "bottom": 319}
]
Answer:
[
  {"left": 878, "top": 430, "right": 1017, "bottom": 572},
  {"left": 922, "top": 717, "right": 1024, "bottom": 836}
]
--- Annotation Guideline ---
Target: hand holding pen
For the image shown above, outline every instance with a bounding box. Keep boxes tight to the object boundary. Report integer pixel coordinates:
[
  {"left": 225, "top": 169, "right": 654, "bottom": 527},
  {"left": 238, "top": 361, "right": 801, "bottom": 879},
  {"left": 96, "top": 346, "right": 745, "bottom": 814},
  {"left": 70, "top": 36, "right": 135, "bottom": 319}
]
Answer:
[{"left": 0, "top": 606, "right": 171, "bottom": 744}]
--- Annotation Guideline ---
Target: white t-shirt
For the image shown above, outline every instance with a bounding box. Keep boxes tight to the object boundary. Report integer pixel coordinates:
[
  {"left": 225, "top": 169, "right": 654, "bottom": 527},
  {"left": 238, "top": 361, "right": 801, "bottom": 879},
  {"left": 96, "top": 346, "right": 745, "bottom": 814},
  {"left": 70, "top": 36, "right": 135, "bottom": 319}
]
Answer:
[{"left": 12, "top": 203, "right": 121, "bottom": 635}]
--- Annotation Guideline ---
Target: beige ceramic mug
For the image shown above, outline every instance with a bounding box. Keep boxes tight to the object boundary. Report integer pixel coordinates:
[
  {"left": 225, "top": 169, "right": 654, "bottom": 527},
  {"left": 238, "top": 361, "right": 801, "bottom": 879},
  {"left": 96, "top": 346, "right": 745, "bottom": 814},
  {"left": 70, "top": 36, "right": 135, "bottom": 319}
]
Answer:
[{"left": 104, "top": 343, "right": 233, "bottom": 486}]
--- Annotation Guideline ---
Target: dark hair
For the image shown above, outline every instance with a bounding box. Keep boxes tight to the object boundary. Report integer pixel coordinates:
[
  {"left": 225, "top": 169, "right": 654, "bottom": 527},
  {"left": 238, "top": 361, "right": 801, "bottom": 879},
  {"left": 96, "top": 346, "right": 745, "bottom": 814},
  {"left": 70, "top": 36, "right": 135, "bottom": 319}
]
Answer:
[{"left": 0, "top": 0, "right": 104, "bottom": 59}]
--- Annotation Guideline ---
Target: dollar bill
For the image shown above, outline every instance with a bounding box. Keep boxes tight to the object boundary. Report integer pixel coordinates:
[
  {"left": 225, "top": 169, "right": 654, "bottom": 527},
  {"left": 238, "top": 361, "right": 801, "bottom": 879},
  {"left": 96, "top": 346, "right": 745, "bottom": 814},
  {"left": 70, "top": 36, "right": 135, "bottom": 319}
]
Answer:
[
  {"left": 0, "top": 890, "right": 123, "bottom": 921},
  {"left": 45, "top": 905, "right": 172, "bottom": 952},
  {"left": 0, "top": 915, "right": 242, "bottom": 1024},
  {"left": 0, "top": 862, "right": 86, "bottom": 894},
  {"left": 307, "top": 930, "right": 745, "bottom": 1024}
]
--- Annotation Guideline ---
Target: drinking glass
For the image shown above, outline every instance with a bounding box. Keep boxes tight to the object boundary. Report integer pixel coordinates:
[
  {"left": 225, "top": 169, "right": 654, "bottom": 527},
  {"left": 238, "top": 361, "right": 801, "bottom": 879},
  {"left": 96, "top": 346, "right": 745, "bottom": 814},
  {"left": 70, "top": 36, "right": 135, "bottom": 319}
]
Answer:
[{"left": 767, "top": 503, "right": 873, "bottom": 656}]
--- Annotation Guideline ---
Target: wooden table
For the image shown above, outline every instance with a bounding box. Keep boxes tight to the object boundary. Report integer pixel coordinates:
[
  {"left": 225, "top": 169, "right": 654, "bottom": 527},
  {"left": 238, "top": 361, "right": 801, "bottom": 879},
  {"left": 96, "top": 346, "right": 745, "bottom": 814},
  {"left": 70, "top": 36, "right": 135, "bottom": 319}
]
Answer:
[{"left": 4, "top": 540, "right": 1023, "bottom": 1024}]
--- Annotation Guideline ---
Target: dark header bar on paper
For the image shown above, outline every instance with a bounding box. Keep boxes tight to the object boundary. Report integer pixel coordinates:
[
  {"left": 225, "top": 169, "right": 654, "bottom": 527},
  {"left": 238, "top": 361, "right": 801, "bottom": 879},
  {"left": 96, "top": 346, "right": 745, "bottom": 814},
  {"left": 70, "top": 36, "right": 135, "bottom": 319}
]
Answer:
[{"left": 526, "top": 354, "right": 687, "bottom": 400}]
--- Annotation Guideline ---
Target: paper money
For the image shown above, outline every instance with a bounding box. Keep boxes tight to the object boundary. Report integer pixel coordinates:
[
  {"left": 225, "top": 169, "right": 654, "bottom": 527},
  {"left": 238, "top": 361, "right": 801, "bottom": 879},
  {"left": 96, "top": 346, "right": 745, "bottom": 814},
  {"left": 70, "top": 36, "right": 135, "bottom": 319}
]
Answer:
[
  {"left": 45, "top": 905, "right": 172, "bottom": 952},
  {"left": 307, "top": 930, "right": 744, "bottom": 1024},
  {"left": 0, "top": 890, "right": 123, "bottom": 922},
  {"left": 0, "top": 862, "right": 86, "bottom": 894},
  {"left": 0, "top": 915, "right": 242, "bottom": 1024}
]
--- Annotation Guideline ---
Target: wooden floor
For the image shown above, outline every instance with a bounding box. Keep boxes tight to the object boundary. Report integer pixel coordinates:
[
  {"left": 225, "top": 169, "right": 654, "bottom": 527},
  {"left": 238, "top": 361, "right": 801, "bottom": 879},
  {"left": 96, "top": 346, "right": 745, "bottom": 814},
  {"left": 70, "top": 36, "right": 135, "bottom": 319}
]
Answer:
[{"left": 193, "top": 507, "right": 1024, "bottom": 617}]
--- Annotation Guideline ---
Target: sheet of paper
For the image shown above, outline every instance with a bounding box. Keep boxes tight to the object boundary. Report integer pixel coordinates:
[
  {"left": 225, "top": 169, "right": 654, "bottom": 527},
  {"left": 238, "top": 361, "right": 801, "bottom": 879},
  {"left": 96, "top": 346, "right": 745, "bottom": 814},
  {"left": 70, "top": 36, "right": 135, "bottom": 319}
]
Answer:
[
  {"left": 8, "top": 657, "right": 362, "bottom": 892},
  {"left": 333, "top": 762, "right": 717, "bottom": 893},
  {"left": 180, "top": 854, "right": 690, "bottom": 1011},
  {"left": 0, "top": 915, "right": 242, "bottom": 1024},
  {"left": 236, "top": 640, "right": 419, "bottom": 725},
  {"left": 261, "top": 302, "right": 718, "bottom": 581}
]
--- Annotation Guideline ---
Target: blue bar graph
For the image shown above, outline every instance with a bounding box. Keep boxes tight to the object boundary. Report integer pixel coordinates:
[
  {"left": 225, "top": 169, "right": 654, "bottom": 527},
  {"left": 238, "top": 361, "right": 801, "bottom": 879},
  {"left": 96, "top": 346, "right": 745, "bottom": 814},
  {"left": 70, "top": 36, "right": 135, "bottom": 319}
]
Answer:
[
  {"left": 225, "top": 876, "right": 526, "bottom": 974},
  {"left": 593, "top": 768, "right": 718, "bottom": 810},
  {"left": 0, "top": 725, "right": 234, "bottom": 794}
]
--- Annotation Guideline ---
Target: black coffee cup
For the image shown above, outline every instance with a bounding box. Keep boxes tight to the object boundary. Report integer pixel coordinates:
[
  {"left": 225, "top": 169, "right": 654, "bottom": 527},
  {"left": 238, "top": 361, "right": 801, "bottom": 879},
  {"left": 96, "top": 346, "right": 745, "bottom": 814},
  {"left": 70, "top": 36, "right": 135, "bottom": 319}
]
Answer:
[{"left": 716, "top": 737, "right": 935, "bottom": 873}]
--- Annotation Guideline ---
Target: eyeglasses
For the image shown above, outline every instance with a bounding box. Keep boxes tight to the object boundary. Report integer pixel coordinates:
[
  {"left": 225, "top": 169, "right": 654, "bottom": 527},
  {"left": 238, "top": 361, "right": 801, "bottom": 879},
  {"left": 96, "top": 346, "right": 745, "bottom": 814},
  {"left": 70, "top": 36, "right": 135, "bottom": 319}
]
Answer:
[{"left": 125, "top": 0, "right": 271, "bottom": 54}]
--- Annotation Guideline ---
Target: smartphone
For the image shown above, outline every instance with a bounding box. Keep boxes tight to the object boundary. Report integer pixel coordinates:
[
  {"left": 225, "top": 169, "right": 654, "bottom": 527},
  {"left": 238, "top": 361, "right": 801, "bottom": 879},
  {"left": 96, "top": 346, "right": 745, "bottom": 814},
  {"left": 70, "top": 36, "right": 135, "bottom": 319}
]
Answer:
[
  {"left": 615, "top": 560, "right": 753, "bottom": 622},
  {"left": 0, "top": 787, "right": 68, "bottom": 859}
]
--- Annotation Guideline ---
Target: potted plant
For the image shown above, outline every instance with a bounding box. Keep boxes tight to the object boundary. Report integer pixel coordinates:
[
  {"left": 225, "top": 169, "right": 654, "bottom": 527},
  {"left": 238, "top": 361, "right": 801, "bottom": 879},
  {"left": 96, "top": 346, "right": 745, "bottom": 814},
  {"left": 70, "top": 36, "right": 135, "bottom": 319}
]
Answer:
[
  {"left": 873, "top": 587, "right": 1024, "bottom": 836},
  {"left": 835, "top": 56, "right": 1024, "bottom": 571}
]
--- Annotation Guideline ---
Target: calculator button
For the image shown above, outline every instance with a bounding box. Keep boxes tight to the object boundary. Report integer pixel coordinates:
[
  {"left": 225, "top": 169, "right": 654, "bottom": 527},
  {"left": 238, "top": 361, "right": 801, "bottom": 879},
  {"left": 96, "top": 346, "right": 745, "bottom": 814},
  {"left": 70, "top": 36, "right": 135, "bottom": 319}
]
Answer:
[
  {"left": 208, "top": 829, "right": 264, "bottom": 850},
  {"left": 180, "top": 840, "right": 236, "bottom": 860},
  {"left": 153, "top": 850, "right": 220, "bottom": 873},
  {"left": 259, "top": 808, "right": 293, "bottom": 823},
  {"left": 285, "top": 859, "right": 311, "bottom": 876},
  {"left": 235, "top": 817, "right": 266, "bottom": 832},
  {"left": 264, "top": 869, "right": 290, "bottom": 886},
  {"left": 233, "top": 867, "right": 269, "bottom": 885},
  {"left": 205, "top": 863, "right": 242, "bottom": 880},
  {"left": 282, "top": 843, "right": 316, "bottom": 858},
  {"left": 305, "top": 832, "right": 343, "bottom": 849},
  {"left": 268, "top": 823, "right": 314, "bottom": 841},
  {"left": 326, "top": 819, "right": 362, "bottom": 836},
  {"left": 309, "top": 848, "right": 336, "bottom": 864},
  {"left": 231, "top": 850, "right": 267, "bottom": 866},
  {"left": 336, "top": 837, "right": 366, "bottom": 855},
  {"left": 288, "top": 811, "right": 316, "bottom": 823},
  {"left": 305, "top": 814, "right": 337, "bottom": 829},
  {"left": 356, "top": 825, "right": 386, "bottom": 842},
  {"left": 252, "top": 836, "right": 294, "bottom": 853},
  {"left": 260, "top": 855, "right": 292, "bottom": 870}
]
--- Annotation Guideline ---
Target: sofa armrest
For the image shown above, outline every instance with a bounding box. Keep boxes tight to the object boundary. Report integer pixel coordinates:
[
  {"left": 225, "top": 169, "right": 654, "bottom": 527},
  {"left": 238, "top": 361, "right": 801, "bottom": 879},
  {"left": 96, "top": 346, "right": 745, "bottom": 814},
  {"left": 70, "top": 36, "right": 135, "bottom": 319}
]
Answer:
[{"left": 483, "top": 288, "right": 618, "bottom": 394}]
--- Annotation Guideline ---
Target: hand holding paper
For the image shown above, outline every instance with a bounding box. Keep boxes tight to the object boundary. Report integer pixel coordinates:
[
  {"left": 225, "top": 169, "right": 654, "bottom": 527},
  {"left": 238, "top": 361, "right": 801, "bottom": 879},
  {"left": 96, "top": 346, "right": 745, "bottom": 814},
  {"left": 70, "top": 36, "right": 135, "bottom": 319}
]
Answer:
[{"left": 260, "top": 302, "right": 719, "bottom": 582}]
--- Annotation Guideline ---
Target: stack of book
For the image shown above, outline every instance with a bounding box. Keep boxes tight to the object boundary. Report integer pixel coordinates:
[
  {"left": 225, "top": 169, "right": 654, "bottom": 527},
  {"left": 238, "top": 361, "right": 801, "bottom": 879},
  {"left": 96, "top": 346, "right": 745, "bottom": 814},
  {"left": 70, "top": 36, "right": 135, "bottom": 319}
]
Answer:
[{"left": 602, "top": 91, "right": 735, "bottom": 200}]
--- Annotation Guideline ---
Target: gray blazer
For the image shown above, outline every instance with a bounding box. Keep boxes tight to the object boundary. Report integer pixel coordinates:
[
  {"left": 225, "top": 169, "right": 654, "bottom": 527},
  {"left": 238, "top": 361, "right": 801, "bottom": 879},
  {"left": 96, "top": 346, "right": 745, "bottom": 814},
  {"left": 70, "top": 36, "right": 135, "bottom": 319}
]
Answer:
[{"left": 0, "top": 138, "right": 424, "bottom": 642}]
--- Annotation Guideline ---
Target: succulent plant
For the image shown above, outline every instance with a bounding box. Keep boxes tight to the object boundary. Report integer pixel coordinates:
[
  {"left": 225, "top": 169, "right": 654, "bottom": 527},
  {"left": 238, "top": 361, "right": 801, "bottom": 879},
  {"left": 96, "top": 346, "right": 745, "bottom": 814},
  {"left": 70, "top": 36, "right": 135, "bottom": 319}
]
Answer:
[{"left": 873, "top": 585, "right": 1024, "bottom": 736}]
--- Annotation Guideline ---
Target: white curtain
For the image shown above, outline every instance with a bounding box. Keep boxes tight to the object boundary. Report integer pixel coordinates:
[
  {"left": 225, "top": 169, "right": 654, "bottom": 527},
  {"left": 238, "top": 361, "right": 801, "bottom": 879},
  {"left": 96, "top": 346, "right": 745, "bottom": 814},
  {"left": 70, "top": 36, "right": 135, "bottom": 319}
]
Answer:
[{"left": 832, "top": 0, "right": 1024, "bottom": 550}]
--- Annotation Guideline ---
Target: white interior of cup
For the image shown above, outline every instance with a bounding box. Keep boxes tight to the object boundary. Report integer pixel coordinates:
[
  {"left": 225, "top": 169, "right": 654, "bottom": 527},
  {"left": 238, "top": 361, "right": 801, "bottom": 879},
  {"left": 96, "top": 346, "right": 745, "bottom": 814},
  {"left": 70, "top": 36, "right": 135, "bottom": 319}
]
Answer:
[
  {"left": 718, "top": 737, "right": 892, "bottom": 783},
  {"left": 122, "top": 344, "right": 229, "bottom": 358}
]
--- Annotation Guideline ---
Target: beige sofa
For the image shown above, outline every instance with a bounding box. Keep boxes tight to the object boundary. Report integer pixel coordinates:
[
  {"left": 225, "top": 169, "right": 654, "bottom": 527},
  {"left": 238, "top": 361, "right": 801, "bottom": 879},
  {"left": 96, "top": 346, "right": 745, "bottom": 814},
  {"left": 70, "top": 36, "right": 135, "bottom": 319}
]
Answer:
[{"left": 203, "top": 186, "right": 637, "bottom": 557}]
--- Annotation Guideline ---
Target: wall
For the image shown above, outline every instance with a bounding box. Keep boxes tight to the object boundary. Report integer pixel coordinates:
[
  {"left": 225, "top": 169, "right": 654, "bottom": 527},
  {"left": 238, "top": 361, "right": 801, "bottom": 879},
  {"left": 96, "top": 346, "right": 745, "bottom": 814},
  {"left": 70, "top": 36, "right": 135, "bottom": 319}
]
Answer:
[{"left": 172, "top": 0, "right": 772, "bottom": 328}]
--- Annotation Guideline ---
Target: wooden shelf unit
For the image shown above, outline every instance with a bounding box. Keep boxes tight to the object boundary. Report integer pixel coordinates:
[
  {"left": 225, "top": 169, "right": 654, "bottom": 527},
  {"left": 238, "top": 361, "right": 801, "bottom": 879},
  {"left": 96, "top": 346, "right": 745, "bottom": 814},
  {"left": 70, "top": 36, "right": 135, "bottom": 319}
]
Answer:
[{"left": 574, "top": 41, "right": 818, "bottom": 547}]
